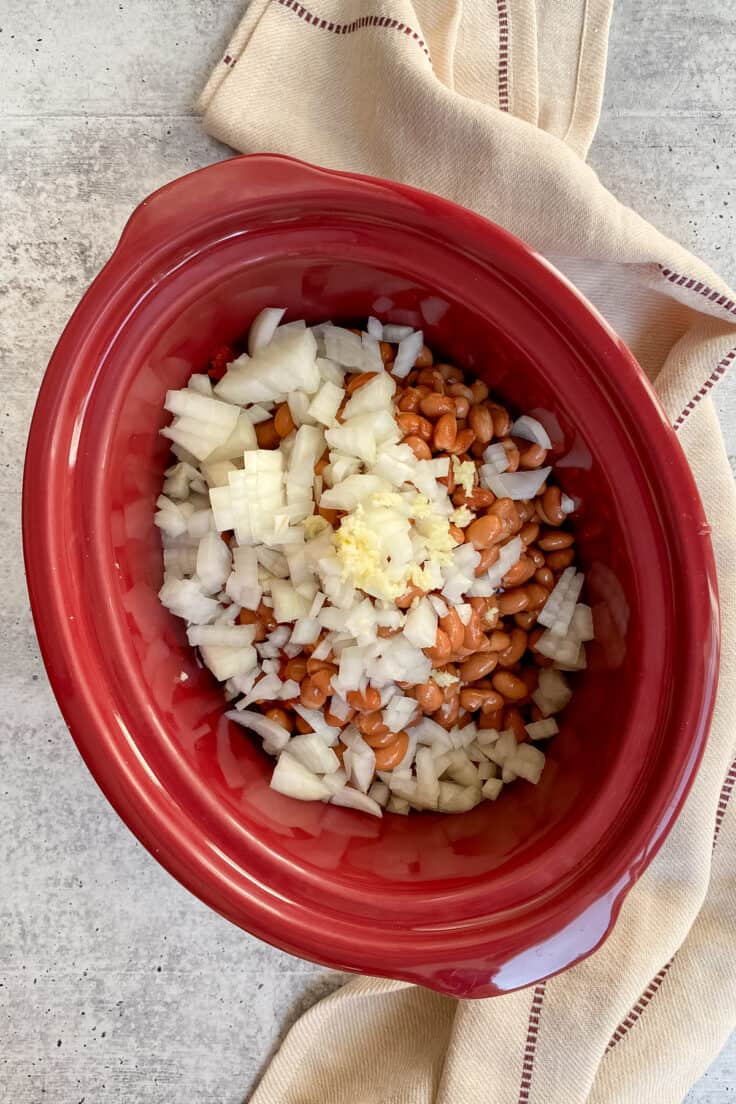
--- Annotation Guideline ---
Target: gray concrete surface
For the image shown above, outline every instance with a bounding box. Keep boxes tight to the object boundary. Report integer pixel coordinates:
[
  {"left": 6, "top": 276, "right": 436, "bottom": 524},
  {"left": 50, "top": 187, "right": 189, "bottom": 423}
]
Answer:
[{"left": 0, "top": 1, "right": 733, "bottom": 1101}]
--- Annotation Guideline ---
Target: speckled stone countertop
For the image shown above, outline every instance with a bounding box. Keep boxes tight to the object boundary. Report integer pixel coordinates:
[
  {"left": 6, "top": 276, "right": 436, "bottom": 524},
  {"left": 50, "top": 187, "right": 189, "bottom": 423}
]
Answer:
[{"left": 1, "top": 2, "right": 734, "bottom": 1100}]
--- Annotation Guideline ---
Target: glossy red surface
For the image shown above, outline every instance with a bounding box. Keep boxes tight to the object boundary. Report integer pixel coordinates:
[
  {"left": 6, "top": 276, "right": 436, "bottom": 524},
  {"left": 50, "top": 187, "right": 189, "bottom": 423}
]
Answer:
[{"left": 23, "top": 155, "right": 719, "bottom": 997}]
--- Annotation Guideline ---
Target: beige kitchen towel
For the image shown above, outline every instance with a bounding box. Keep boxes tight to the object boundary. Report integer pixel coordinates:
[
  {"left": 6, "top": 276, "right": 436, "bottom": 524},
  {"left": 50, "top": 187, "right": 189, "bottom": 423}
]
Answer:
[{"left": 199, "top": 3, "right": 736, "bottom": 1101}]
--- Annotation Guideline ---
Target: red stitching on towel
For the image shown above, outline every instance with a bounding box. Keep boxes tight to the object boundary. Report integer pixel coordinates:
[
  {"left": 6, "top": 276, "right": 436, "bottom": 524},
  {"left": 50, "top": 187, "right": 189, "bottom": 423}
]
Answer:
[
  {"left": 673, "top": 348, "right": 735, "bottom": 429},
  {"left": 606, "top": 756, "right": 736, "bottom": 1052},
  {"left": 517, "top": 983, "right": 546, "bottom": 1102},
  {"left": 496, "top": 0, "right": 510, "bottom": 112},
  {"left": 274, "top": 0, "right": 431, "bottom": 60},
  {"left": 659, "top": 266, "right": 736, "bottom": 317},
  {"left": 655, "top": 267, "right": 735, "bottom": 428}
]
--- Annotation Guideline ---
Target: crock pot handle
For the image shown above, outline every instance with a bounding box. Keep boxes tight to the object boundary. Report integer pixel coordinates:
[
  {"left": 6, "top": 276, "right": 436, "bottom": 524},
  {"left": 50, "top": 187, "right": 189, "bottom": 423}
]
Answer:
[{"left": 112, "top": 154, "right": 393, "bottom": 262}]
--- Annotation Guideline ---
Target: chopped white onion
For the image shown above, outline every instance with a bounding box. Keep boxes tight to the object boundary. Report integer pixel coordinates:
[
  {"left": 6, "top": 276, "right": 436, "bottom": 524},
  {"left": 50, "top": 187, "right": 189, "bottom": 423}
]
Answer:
[
  {"left": 511, "top": 415, "right": 552, "bottom": 450},
  {"left": 392, "top": 330, "right": 424, "bottom": 378},
  {"left": 480, "top": 466, "right": 552, "bottom": 501},
  {"left": 248, "top": 307, "right": 287, "bottom": 355}
]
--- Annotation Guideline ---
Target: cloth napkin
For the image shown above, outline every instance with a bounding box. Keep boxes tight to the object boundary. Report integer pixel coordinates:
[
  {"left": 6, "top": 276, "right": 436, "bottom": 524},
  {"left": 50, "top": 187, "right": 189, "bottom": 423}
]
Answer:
[{"left": 199, "top": 3, "right": 736, "bottom": 1100}]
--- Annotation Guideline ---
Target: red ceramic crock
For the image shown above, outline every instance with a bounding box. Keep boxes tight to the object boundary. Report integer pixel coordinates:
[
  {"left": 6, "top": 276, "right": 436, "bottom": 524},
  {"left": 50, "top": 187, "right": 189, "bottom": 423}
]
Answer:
[{"left": 23, "top": 154, "right": 719, "bottom": 998}]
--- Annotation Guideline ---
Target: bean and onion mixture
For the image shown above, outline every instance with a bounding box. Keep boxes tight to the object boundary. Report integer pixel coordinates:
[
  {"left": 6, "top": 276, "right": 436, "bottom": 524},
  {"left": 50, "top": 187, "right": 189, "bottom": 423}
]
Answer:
[{"left": 156, "top": 311, "right": 593, "bottom": 817}]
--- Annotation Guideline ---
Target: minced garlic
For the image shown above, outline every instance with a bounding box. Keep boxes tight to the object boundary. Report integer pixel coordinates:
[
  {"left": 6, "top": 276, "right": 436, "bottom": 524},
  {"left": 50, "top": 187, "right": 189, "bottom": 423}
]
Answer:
[{"left": 333, "top": 490, "right": 455, "bottom": 601}]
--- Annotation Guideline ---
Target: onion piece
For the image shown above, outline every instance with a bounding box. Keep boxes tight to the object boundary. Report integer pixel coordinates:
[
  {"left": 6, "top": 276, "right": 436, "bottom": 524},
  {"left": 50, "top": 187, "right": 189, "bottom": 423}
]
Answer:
[
  {"left": 270, "top": 752, "right": 331, "bottom": 801},
  {"left": 506, "top": 743, "right": 545, "bottom": 784},
  {"left": 480, "top": 466, "right": 552, "bottom": 501},
  {"left": 393, "top": 330, "right": 424, "bottom": 378},
  {"left": 437, "top": 781, "right": 482, "bottom": 813},
  {"left": 287, "top": 733, "right": 340, "bottom": 775},
  {"left": 292, "top": 705, "right": 341, "bottom": 745},
  {"left": 331, "top": 787, "right": 383, "bottom": 817},
  {"left": 366, "top": 316, "right": 384, "bottom": 340},
  {"left": 225, "top": 708, "right": 291, "bottom": 756},
  {"left": 525, "top": 718, "right": 559, "bottom": 741},
  {"left": 481, "top": 777, "right": 503, "bottom": 801},
  {"left": 248, "top": 307, "right": 286, "bottom": 354},
  {"left": 382, "top": 323, "right": 415, "bottom": 343},
  {"left": 511, "top": 415, "right": 552, "bottom": 449}
]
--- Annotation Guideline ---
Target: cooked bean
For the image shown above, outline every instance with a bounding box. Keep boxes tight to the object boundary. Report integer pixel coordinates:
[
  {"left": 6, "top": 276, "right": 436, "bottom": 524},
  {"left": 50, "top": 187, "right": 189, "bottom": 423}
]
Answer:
[
  {"left": 466, "top": 513, "right": 504, "bottom": 549},
  {"left": 306, "top": 657, "right": 336, "bottom": 676},
  {"left": 497, "top": 628, "right": 528, "bottom": 668},
  {"left": 468, "top": 404, "right": 493, "bottom": 444},
  {"left": 265, "top": 707, "right": 292, "bottom": 731},
  {"left": 527, "top": 547, "right": 546, "bottom": 568},
  {"left": 488, "top": 497, "right": 521, "bottom": 534},
  {"left": 492, "top": 671, "right": 527, "bottom": 700},
  {"left": 524, "top": 583, "right": 549, "bottom": 610},
  {"left": 538, "top": 529, "right": 575, "bottom": 551},
  {"left": 356, "top": 710, "right": 390, "bottom": 738},
  {"left": 460, "top": 652, "right": 499, "bottom": 682},
  {"left": 346, "top": 687, "right": 382, "bottom": 712},
  {"left": 459, "top": 687, "right": 496, "bottom": 712},
  {"left": 398, "top": 387, "right": 421, "bottom": 412},
  {"left": 446, "top": 427, "right": 475, "bottom": 455},
  {"left": 488, "top": 403, "right": 511, "bottom": 437},
  {"left": 440, "top": 608, "right": 465, "bottom": 651},
  {"left": 318, "top": 506, "right": 341, "bottom": 527},
  {"left": 413, "top": 681, "right": 444, "bottom": 713},
  {"left": 435, "top": 695, "right": 460, "bottom": 729},
  {"left": 474, "top": 547, "right": 500, "bottom": 576},
  {"left": 488, "top": 631, "right": 511, "bottom": 652},
  {"left": 479, "top": 708, "right": 504, "bottom": 730},
  {"left": 501, "top": 439, "right": 520, "bottom": 472},
  {"left": 256, "top": 600, "right": 277, "bottom": 632},
  {"left": 255, "top": 418, "right": 280, "bottom": 449},
  {"left": 446, "top": 382, "right": 474, "bottom": 402},
  {"left": 453, "top": 396, "right": 470, "bottom": 420},
  {"left": 416, "top": 368, "right": 443, "bottom": 390},
  {"left": 396, "top": 411, "right": 433, "bottom": 440},
  {"left": 518, "top": 442, "right": 548, "bottom": 469},
  {"left": 433, "top": 412, "right": 458, "bottom": 450},
  {"left": 283, "top": 655, "right": 308, "bottom": 682},
  {"left": 496, "top": 588, "right": 529, "bottom": 615},
  {"left": 309, "top": 668, "right": 334, "bottom": 695},
  {"left": 301, "top": 676, "right": 327, "bottom": 709},
  {"left": 274, "top": 402, "right": 296, "bottom": 438},
  {"left": 503, "top": 556, "right": 536, "bottom": 587},
  {"left": 519, "top": 522, "right": 540, "bottom": 546},
  {"left": 239, "top": 608, "right": 267, "bottom": 642},
  {"left": 470, "top": 379, "right": 489, "bottom": 403},
  {"left": 425, "top": 628, "right": 452, "bottom": 664},
  {"left": 403, "top": 434, "right": 432, "bottom": 459},
  {"left": 504, "top": 706, "right": 527, "bottom": 742},
  {"left": 378, "top": 341, "right": 394, "bottom": 364},
  {"left": 414, "top": 345, "right": 434, "bottom": 368},
  {"left": 463, "top": 608, "right": 487, "bottom": 649},
  {"left": 420, "top": 393, "right": 455, "bottom": 418},
  {"left": 516, "top": 500, "right": 535, "bottom": 523},
  {"left": 547, "top": 548, "right": 575, "bottom": 571},
  {"left": 374, "top": 732, "right": 410, "bottom": 770},
  {"left": 448, "top": 524, "right": 465, "bottom": 544},
  {"left": 535, "top": 566, "right": 555, "bottom": 588},
  {"left": 436, "top": 363, "right": 464, "bottom": 383},
  {"left": 295, "top": 713, "right": 314, "bottom": 734},
  {"left": 514, "top": 611, "right": 538, "bottom": 630},
  {"left": 363, "top": 727, "right": 400, "bottom": 748},
  {"left": 542, "top": 485, "right": 566, "bottom": 525}
]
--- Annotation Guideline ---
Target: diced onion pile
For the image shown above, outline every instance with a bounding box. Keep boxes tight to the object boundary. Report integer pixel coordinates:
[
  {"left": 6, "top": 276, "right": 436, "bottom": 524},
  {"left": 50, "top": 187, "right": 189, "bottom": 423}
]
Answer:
[{"left": 157, "top": 311, "right": 593, "bottom": 817}]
